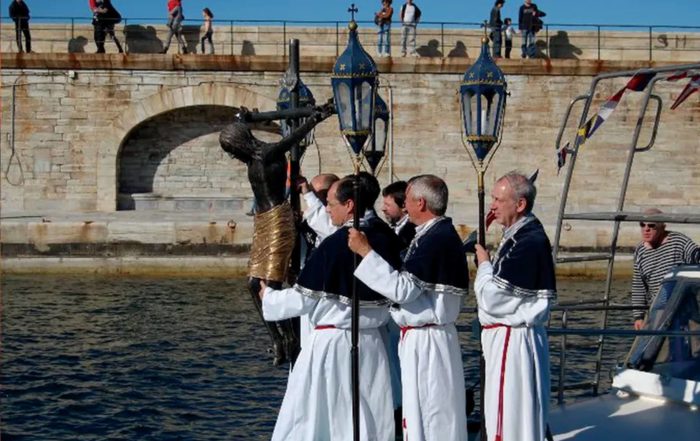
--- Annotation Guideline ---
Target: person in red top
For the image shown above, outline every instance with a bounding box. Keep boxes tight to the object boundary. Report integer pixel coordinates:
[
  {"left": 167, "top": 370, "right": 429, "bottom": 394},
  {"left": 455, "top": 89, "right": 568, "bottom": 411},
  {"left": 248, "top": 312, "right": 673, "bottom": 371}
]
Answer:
[{"left": 162, "top": 0, "right": 187, "bottom": 54}]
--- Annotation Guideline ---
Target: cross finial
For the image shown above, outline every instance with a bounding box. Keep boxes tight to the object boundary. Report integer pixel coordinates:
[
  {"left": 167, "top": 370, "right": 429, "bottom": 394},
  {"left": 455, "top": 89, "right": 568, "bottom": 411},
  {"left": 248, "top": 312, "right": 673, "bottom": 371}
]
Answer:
[
  {"left": 483, "top": 20, "right": 489, "bottom": 38},
  {"left": 348, "top": 3, "right": 358, "bottom": 21}
]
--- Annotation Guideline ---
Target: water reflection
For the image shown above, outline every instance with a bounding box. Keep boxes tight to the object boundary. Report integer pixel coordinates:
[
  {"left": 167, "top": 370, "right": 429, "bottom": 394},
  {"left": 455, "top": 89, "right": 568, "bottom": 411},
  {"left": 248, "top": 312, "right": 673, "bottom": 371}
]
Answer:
[{"left": 1, "top": 276, "right": 632, "bottom": 439}]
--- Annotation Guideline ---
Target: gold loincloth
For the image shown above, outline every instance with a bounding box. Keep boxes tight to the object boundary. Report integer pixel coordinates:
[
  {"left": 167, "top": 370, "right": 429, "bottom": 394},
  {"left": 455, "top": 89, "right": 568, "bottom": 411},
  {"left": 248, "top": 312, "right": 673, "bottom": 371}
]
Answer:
[{"left": 248, "top": 201, "right": 295, "bottom": 283}]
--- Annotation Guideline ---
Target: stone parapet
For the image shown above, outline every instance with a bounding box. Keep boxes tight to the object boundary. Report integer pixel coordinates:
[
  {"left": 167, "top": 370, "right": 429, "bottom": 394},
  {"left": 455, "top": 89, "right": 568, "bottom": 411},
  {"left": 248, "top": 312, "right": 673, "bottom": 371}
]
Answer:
[{"left": 1, "top": 23, "right": 699, "bottom": 63}]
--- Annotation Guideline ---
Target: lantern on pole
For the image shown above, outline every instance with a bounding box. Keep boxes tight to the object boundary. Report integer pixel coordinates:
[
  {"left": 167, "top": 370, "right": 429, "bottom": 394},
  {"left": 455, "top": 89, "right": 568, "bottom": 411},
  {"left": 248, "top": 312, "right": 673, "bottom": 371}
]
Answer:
[
  {"left": 330, "top": 4, "right": 378, "bottom": 441},
  {"left": 277, "top": 77, "right": 316, "bottom": 147},
  {"left": 459, "top": 30, "right": 507, "bottom": 441},
  {"left": 460, "top": 32, "right": 508, "bottom": 246},
  {"left": 364, "top": 93, "right": 389, "bottom": 175}
]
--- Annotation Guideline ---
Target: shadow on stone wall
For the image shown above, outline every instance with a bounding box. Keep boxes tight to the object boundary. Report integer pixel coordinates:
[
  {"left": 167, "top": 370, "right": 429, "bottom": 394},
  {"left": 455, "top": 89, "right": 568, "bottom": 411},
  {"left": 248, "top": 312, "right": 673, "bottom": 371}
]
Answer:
[
  {"left": 181, "top": 25, "right": 202, "bottom": 54},
  {"left": 241, "top": 40, "right": 256, "bottom": 56},
  {"left": 417, "top": 39, "right": 442, "bottom": 58},
  {"left": 68, "top": 36, "right": 89, "bottom": 53},
  {"left": 124, "top": 25, "right": 163, "bottom": 53},
  {"left": 549, "top": 31, "right": 583, "bottom": 59},
  {"left": 447, "top": 41, "right": 469, "bottom": 58}
]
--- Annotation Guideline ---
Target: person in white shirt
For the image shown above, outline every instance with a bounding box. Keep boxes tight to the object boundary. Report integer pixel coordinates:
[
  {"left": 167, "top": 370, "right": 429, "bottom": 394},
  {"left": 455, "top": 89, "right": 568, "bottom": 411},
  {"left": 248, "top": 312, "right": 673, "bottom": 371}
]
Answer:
[
  {"left": 399, "top": 0, "right": 421, "bottom": 57},
  {"left": 349, "top": 174, "right": 469, "bottom": 441},
  {"left": 261, "top": 174, "right": 402, "bottom": 441}
]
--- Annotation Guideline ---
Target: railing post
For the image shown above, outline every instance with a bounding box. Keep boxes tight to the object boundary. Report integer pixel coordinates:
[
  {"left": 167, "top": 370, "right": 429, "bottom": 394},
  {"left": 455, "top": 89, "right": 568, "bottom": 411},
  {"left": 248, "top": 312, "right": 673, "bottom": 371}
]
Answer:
[
  {"left": 597, "top": 25, "right": 601, "bottom": 61},
  {"left": 558, "top": 310, "right": 568, "bottom": 405},
  {"left": 71, "top": 18, "right": 75, "bottom": 40},
  {"left": 230, "top": 20, "right": 234, "bottom": 56},
  {"left": 441, "top": 23, "right": 444, "bottom": 58},
  {"left": 122, "top": 18, "right": 128, "bottom": 53},
  {"left": 649, "top": 26, "right": 653, "bottom": 61},
  {"left": 283, "top": 21, "right": 287, "bottom": 58},
  {"left": 545, "top": 24, "right": 549, "bottom": 58},
  {"left": 336, "top": 22, "right": 340, "bottom": 57}
]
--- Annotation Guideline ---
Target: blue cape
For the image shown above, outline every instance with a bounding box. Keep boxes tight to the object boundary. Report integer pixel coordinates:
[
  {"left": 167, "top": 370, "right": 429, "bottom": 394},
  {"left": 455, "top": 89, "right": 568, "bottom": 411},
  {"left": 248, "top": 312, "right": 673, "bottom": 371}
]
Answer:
[{"left": 296, "top": 217, "right": 404, "bottom": 304}]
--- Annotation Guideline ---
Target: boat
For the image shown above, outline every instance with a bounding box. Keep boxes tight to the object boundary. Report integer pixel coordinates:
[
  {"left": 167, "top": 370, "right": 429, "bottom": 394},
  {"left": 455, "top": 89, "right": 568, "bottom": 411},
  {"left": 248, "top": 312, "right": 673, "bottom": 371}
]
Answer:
[
  {"left": 549, "top": 265, "right": 700, "bottom": 440},
  {"left": 546, "top": 63, "right": 700, "bottom": 440}
]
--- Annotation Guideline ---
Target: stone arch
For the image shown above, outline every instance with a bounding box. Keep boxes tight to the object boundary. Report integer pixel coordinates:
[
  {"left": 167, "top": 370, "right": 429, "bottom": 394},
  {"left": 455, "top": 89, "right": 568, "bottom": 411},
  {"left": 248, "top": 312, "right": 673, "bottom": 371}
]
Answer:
[{"left": 97, "top": 84, "right": 276, "bottom": 211}]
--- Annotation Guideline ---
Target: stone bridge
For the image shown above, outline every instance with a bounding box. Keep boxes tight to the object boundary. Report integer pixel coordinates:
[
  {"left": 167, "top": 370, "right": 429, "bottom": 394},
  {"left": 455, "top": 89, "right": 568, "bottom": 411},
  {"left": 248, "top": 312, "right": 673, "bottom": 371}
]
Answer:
[{"left": 1, "top": 52, "right": 698, "bottom": 256}]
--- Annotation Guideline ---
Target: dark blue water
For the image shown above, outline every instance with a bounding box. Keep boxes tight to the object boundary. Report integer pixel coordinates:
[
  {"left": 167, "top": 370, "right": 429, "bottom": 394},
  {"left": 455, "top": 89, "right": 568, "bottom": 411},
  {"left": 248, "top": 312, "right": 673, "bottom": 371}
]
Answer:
[{"left": 1, "top": 276, "right": 632, "bottom": 440}]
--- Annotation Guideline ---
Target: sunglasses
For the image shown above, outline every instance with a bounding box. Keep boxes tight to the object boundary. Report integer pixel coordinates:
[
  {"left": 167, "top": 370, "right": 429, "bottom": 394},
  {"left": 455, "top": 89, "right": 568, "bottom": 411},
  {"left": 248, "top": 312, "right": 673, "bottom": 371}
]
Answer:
[{"left": 639, "top": 222, "right": 658, "bottom": 229}]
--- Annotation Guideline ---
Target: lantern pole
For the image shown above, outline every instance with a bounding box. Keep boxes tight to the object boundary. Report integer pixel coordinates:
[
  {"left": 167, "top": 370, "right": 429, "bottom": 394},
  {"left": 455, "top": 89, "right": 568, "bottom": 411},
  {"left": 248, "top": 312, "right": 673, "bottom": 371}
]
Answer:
[
  {"left": 459, "top": 28, "right": 508, "bottom": 441},
  {"left": 331, "top": 4, "right": 378, "bottom": 440}
]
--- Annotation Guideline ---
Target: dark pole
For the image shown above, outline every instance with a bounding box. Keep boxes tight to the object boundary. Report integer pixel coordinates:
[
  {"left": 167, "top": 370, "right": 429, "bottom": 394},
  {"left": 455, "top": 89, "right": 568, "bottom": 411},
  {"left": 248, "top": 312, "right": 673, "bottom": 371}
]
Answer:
[
  {"left": 288, "top": 39, "right": 302, "bottom": 277},
  {"left": 351, "top": 158, "right": 361, "bottom": 441},
  {"left": 478, "top": 166, "right": 487, "bottom": 441}
]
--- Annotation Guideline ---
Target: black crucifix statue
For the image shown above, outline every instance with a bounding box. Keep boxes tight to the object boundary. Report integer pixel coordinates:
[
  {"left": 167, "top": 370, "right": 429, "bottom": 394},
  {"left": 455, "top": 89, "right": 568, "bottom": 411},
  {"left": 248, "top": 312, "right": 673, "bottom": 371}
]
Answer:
[{"left": 219, "top": 101, "right": 334, "bottom": 366}]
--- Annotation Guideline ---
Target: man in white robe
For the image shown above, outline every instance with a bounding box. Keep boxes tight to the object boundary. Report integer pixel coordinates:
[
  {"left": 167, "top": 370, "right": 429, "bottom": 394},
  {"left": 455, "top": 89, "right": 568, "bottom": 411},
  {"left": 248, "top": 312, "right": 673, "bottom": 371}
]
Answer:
[
  {"left": 474, "top": 171, "right": 557, "bottom": 441},
  {"left": 261, "top": 175, "right": 403, "bottom": 441},
  {"left": 349, "top": 174, "right": 469, "bottom": 441}
]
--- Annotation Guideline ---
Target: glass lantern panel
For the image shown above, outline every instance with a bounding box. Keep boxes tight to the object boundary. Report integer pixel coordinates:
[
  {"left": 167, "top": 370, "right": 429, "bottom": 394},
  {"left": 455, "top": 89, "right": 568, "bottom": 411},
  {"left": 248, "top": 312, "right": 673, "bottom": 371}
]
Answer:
[
  {"left": 354, "top": 81, "right": 373, "bottom": 132},
  {"left": 336, "top": 82, "right": 353, "bottom": 130},
  {"left": 302, "top": 119, "right": 315, "bottom": 146},
  {"left": 280, "top": 119, "right": 291, "bottom": 138},
  {"left": 480, "top": 91, "right": 498, "bottom": 136},
  {"left": 374, "top": 119, "right": 387, "bottom": 153},
  {"left": 470, "top": 94, "right": 480, "bottom": 135},
  {"left": 462, "top": 91, "right": 474, "bottom": 135}
]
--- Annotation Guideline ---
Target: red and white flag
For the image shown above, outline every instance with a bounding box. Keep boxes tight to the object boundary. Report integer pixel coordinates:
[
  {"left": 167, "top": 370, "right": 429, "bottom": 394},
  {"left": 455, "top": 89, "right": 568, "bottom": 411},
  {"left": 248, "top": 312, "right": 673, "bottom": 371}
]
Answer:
[{"left": 670, "top": 75, "right": 700, "bottom": 110}]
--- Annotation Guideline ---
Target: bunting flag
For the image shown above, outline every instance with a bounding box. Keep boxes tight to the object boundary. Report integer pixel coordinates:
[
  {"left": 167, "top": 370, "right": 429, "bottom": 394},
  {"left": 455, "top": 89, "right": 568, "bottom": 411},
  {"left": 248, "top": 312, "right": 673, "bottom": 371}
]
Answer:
[
  {"left": 576, "top": 71, "right": 657, "bottom": 145},
  {"left": 556, "top": 142, "right": 572, "bottom": 175},
  {"left": 586, "top": 87, "right": 625, "bottom": 139},
  {"left": 670, "top": 75, "right": 700, "bottom": 110},
  {"left": 667, "top": 71, "right": 689, "bottom": 82}
]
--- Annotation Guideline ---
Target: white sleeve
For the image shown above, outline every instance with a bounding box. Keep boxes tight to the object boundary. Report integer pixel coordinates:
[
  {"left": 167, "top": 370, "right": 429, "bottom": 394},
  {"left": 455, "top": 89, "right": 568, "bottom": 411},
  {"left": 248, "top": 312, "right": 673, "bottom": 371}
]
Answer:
[
  {"left": 262, "top": 286, "right": 316, "bottom": 321},
  {"left": 354, "top": 250, "right": 424, "bottom": 304},
  {"left": 474, "top": 261, "right": 549, "bottom": 321},
  {"left": 303, "top": 192, "right": 336, "bottom": 242},
  {"left": 474, "top": 261, "right": 526, "bottom": 317}
]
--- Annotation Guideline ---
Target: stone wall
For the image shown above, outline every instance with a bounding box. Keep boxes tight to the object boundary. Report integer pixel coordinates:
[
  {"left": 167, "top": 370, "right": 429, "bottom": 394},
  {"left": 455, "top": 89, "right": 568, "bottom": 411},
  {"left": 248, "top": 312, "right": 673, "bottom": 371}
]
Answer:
[
  {"left": 1, "top": 57, "right": 698, "bottom": 250},
  {"left": 2, "top": 23, "right": 699, "bottom": 62}
]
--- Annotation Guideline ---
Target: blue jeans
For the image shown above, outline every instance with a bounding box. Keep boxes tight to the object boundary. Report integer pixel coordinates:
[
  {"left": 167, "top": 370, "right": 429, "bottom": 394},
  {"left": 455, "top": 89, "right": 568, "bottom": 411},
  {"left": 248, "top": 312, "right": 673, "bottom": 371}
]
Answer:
[
  {"left": 521, "top": 30, "right": 536, "bottom": 58},
  {"left": 377, "top": 22, "right": 391, "bottom": 55},
  {"left": 490, "top": 26, "right": 502, "bottom": 58}
]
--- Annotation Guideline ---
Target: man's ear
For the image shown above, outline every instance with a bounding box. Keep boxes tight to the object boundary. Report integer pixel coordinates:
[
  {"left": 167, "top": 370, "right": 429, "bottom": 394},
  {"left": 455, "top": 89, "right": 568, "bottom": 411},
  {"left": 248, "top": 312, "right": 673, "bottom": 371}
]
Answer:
[
  {"left": 515, "top": 197, "right": 527, "bottom": 215},
  {"left": 346, "top": 199, "right": 356, "bottom": 215}
]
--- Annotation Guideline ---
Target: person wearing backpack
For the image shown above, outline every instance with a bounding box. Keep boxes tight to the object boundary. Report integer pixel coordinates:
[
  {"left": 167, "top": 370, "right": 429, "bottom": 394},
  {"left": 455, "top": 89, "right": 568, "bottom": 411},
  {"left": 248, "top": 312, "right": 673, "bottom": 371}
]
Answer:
[
  {"left": 518, "top": 0, "right": 545, "bottom": 58},
  {"left": 89, "top": 0, "right": 124, "bottom": 53},
  {"left": 399, "top": 0, "right": 421, "bottom": 57}
]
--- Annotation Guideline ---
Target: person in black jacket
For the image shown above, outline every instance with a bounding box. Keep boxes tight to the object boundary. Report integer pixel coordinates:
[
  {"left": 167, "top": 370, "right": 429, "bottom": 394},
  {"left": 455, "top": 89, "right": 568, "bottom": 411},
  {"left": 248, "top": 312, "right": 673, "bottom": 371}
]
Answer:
[
  {"left": 9, "top": 0, "right": 31, "bottom": 53},
  {"left": 90, "top": 0, "right": 124, "bottom": 53},
  {"left": 489, "top": 1, "right": 505, "bottom": 58},
  {"left": 381, "top": 181, "right": 416, "bottom": 253},
  {"left": 518, "top": 0, "right": 545, "bottom": 58}
]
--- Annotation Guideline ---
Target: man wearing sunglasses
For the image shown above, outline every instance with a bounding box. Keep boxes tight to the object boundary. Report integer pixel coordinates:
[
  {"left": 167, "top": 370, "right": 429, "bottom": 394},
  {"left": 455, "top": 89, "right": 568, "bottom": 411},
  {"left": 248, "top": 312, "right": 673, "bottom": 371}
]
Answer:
[{"left": 632, "top": 208, "right": 700, "bottom": 330}]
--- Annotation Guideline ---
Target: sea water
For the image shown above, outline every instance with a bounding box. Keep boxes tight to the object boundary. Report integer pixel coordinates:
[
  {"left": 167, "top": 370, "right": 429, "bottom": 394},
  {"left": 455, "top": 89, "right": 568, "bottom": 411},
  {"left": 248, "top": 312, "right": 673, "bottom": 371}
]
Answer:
[{"left": 1, "top": 276, "right": 632, "bottom": 440}]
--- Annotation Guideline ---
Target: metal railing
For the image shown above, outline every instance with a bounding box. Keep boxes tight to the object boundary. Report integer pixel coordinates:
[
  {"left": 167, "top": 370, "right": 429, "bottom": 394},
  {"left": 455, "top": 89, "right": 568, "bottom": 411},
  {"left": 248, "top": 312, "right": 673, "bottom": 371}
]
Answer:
[{"left": 2, "top": 16, "right": 699, "bottom": 61}]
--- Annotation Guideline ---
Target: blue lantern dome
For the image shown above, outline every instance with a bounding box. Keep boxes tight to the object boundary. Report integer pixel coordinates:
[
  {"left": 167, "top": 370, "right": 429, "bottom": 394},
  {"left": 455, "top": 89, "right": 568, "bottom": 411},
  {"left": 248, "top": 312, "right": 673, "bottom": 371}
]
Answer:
[
  {"left": 460, "top": 37, "right": 508, "bottom": 162},
  {"left": 331, "top": 18, "right": 378, "bottom": 155},
  {"left": 276, "top": 79, "right": 316, "bottom": 112},
  {"left": 277, "top": 79, "right": 316, "bottom": 144}
]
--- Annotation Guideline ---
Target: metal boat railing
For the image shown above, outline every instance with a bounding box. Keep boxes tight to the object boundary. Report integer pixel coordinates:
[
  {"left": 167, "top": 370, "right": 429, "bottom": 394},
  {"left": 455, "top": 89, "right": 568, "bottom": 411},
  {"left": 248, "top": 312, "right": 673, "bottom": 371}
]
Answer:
[{"left": 551, "top": 63, "right": 700, "bottom": 397}]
